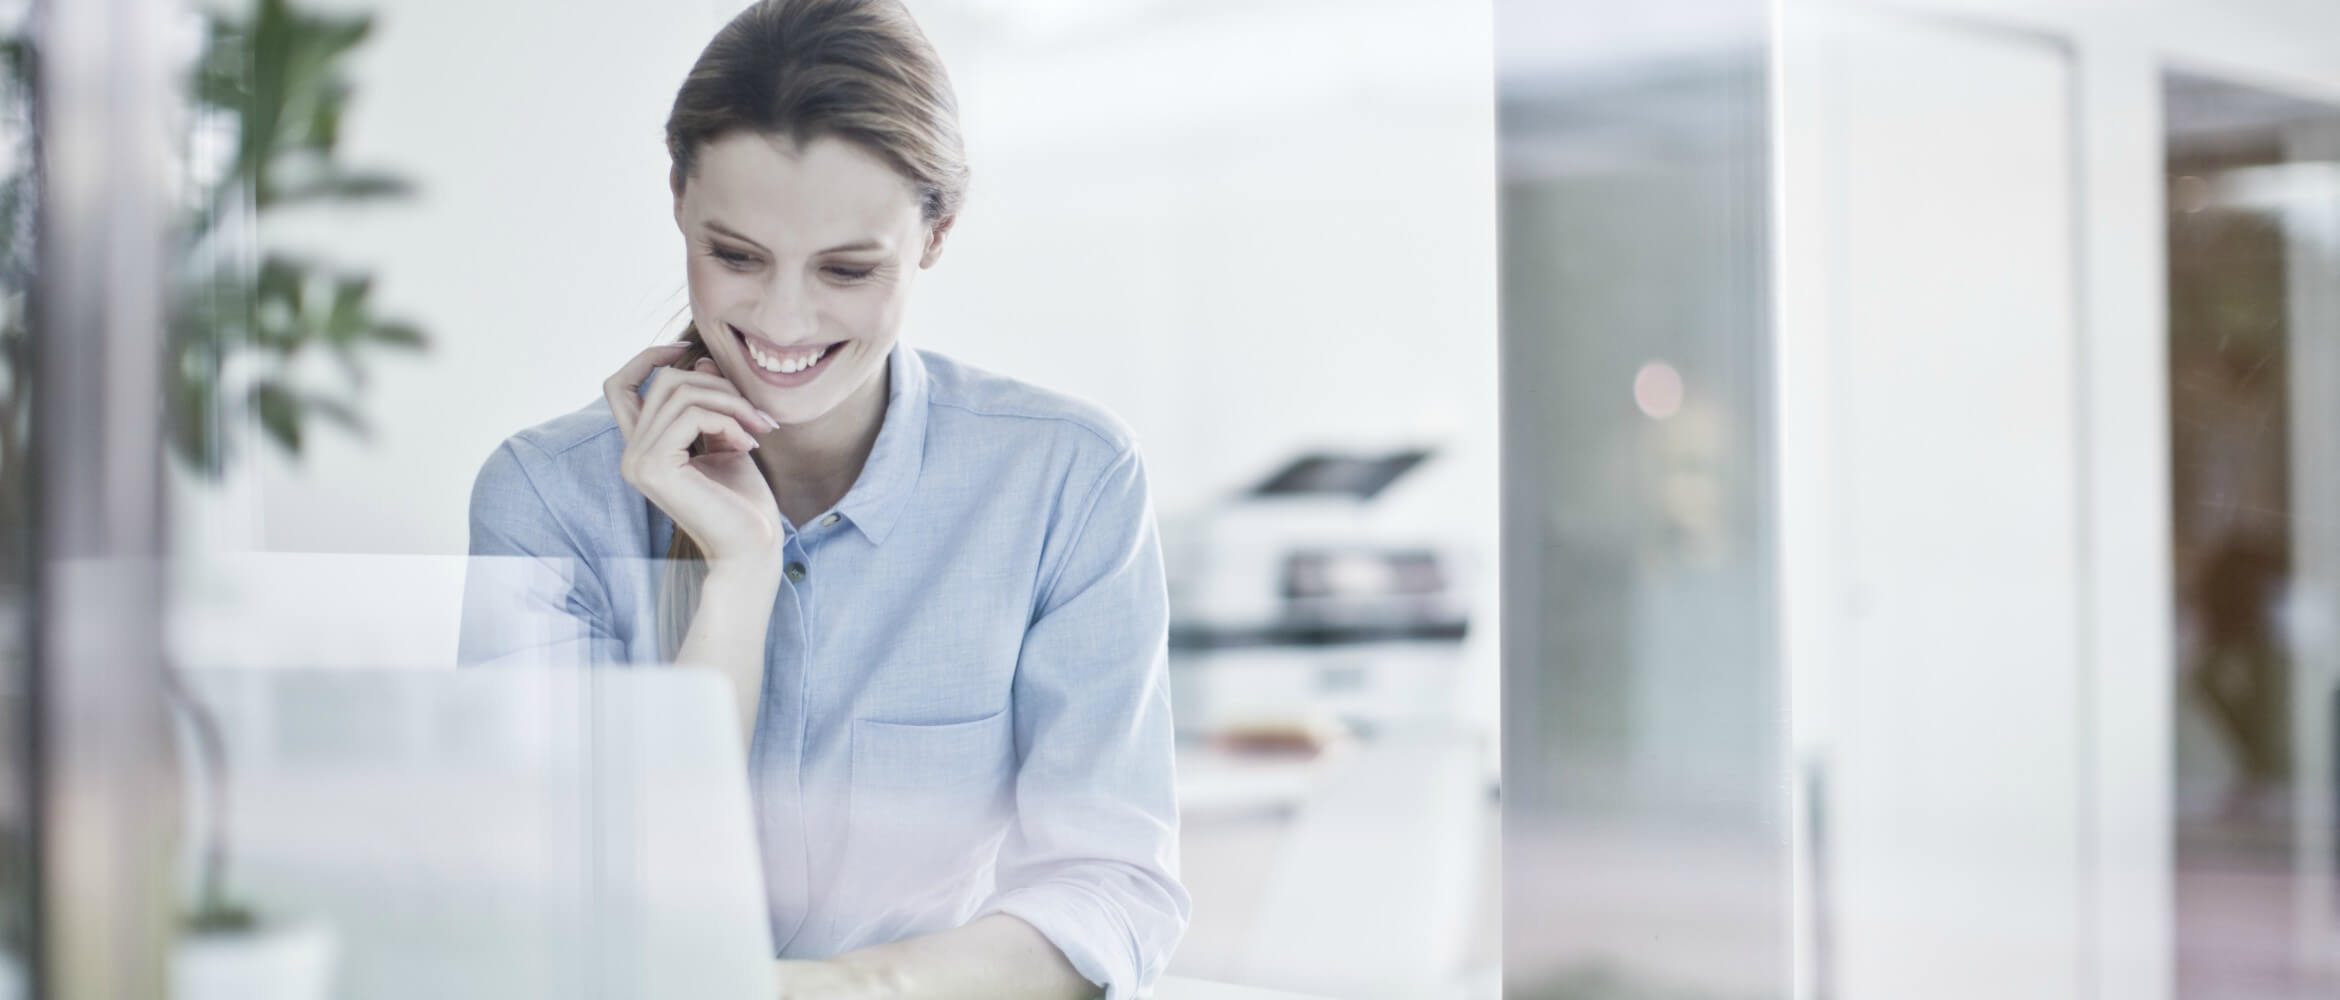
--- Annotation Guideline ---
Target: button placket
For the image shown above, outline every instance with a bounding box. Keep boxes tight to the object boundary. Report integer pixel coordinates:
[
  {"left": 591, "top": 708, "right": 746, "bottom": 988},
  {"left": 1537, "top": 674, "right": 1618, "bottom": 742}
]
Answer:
[
  {"left": 759, "top": 575, "right": 813, "bottom": 948},
  {"left": 765, "top": 534, "right": 818, "bottom": 951}
]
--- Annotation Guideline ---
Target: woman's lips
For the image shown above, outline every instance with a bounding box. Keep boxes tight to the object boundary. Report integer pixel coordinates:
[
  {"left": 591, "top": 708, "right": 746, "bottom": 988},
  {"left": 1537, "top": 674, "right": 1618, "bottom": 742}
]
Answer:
[{"left": 731, "top": 325, "right": 840, "bottom": 388}]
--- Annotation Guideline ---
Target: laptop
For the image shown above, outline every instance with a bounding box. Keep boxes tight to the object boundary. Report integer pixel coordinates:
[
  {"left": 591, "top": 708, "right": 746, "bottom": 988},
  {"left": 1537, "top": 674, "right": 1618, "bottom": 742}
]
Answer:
[{"left": 179, "top": 667, "right": 778, "bottom": 1000}]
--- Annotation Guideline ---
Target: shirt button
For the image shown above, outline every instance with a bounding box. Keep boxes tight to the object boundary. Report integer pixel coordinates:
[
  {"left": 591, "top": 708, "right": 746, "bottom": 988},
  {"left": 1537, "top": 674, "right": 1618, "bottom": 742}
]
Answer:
[
  {"left": 819, "top": 513, "right": 840, "bottom": 527},
  {"left": 785, "top": 562, "right": 806, "bottom": 583}
]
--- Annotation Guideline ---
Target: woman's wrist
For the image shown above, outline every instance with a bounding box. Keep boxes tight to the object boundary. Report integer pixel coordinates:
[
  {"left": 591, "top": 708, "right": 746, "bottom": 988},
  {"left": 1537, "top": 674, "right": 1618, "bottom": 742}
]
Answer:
[
  {"left": 832, "top": 950, "right": 908, "bottom": 1000},
  {"left": 703, "top": 552, "right": 787, "bottom": 593},
  {"left": 773, "top": 954, "right": 903, "bottom": 1000}
]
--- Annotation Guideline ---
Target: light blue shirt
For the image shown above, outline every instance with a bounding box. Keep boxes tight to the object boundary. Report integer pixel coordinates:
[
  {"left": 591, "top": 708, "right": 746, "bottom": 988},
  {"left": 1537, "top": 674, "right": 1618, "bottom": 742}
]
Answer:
[{"left": 457, "top": 341, "right": 1188, "bottom": 999}]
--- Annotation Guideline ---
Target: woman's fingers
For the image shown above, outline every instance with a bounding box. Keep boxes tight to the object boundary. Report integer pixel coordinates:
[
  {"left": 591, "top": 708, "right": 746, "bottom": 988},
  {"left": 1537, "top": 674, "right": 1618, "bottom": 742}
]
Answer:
[
  {"left": 623, "top": 402, "right": 757, "bottom": 491},
  {"left": 636, "top": 382, "right": 778, "bottom": 454},
  {"left": 684, "top": 358, "right": 784, "bottom": 437},
  {"left": 638, "top": 365, "right": 728, "bottom": 425},
  {"left": 637, "top": 405, "right": 760, "bottom": 473},
  {"left": 641, "top": 365, "right": 779, "bottom": 432},
  {"left": 603, "top": 342, "right": 696, "bottom": 439}
]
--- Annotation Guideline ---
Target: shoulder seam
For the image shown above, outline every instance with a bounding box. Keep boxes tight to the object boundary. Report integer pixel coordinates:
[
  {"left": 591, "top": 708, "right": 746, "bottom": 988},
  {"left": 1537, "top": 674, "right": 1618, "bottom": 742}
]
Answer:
[
  {"left": 926, "top": 396, "right": 1125, "bottom": 452},
  {"left": 491, "top": 439, "right": 617, "bottom": 601},
  {"left": 1034, "top": 445, "right": 1142, "bottom": 618},
  {"left": 520, "top": 419, "right": 622, "bottom": 460}
]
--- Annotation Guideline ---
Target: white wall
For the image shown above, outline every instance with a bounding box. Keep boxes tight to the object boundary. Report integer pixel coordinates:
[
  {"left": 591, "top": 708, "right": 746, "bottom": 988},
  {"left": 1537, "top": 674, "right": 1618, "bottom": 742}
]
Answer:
[
  {"left": 1777, "top": 1, "right": 2340, "bottom": 998},
  {"left": 209, "top": 0, "right": 730, "bottom": 553},
  {"left": 1865, "top": 0, "right": 2340, "bottom": 101},
  {"left": 1857, "top": 27, "right": 2080, "bottom": 999},
  {"left": 1779, "top": 12, "right": 2086, "bottom": 998},
  {"left": 221, "top": 0, "right": 1498, "bottom": 558},
  {"left": 174, "top": 0, "right": 1501, "bottom": 750}
]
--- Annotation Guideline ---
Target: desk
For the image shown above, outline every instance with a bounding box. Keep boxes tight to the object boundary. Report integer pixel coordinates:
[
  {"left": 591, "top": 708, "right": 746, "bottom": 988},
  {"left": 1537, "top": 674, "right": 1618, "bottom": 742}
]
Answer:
[
  {"left": 172, "top": 670, "right": 1346, "bottom": 1000},
  {"left": 1175, "top": 742, "right": 1323, "bottom": 815},
  {"left": 1156, "top": 976, "right": 1332, "bottom": 1000}
]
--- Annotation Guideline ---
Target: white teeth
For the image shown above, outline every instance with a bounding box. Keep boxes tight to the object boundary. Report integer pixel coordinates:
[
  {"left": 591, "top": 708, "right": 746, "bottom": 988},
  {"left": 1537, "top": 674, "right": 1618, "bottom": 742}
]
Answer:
[{"left": 743, "top": 339, "right": 827, "bottom": 375}]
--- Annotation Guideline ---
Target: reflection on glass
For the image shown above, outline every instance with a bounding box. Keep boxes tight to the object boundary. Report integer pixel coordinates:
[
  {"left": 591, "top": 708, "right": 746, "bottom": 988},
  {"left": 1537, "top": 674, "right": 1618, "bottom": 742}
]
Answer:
[
  {"left": 164, "top": 0, "right": 435, "bottom": 995},
  {"left": 171, "top": 0, "right": 428, "bottom": 476},
  {"left": 2165, "top": 71, "right": 2340, "bottom": 1000},
  {"left": 162, "top": 0, "right": 1506, "bottom": 997},
  {"left": 1497, "top": 2, "right": 1780, "bottom": 994},
  {"left": 0, "top": 0, "right": 28, "bottom": 993}
]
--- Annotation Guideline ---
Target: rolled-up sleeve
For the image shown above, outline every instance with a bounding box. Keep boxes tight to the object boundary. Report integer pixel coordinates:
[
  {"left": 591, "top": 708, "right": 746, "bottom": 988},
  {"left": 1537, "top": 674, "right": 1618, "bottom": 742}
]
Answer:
[
  {"left": 457, "top": 440, "right": 627, "bottom": 668},
  {"left": 980, "top": 446, "right": 1190, "bottom": 999}
]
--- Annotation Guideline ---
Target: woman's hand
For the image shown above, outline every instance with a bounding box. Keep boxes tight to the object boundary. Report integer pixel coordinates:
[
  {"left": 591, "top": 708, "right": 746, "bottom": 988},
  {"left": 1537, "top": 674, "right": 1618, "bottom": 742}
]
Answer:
[
  {"left": 784, "top": 917, "right": 1095, "bottom": 1000},
  {"left": 774, "top": 958, "right": 895, "bottom": 1000},
  {"left": 605, "top": 343, "right": 784, "bottom": 568}
]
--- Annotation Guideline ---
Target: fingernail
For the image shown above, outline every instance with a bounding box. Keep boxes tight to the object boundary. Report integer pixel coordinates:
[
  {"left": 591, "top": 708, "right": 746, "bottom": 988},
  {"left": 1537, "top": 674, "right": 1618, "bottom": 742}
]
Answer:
[{"left": 756, "top": 409, "right": 781, "bottom": 430}]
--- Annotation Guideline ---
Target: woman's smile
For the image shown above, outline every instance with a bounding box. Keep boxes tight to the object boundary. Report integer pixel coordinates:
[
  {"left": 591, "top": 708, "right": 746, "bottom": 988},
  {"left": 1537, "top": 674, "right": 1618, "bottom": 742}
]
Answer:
[{"left": 731, "top": 323, "right": 843, "bottom": 388}]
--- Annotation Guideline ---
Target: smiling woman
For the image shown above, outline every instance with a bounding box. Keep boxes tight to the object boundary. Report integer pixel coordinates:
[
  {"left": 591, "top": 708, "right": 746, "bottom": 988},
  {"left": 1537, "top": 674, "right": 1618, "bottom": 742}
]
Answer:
[
  {"left": 456, "top": 1, "right": 1187, "bottom": 998},
  {"left": 677, "top": 135, "right": 929, "bottom": 409},
  {"left": 656, "top": 130, "right": 952, "bottom": 665}
]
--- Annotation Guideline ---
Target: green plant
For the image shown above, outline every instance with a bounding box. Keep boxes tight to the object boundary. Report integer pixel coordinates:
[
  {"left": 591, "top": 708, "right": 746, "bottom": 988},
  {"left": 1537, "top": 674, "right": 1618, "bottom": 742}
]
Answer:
[
  {"left": 172, "top": 0, "right": 429, "bottom": 934},
  {"left": 0, "top": 31, "right": 37, "bottom": 582},
  {"left": 173, "top": 0, "right": 427, "bottom": 475},
  {"left": 0, "top": 0, "right": 427, "bottom": 952},
  {"left": 0, "top": 0, "right": 426, "bottom": 497}
]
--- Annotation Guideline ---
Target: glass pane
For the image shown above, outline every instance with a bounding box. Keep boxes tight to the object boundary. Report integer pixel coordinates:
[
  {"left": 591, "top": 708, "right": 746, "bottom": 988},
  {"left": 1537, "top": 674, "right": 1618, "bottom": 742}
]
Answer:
[
  {"left": 2165, "top": 70, "right": 2340, "bottom": 1000},
  {"left": 0, "top": 0, "right": 30, "bottom": 993},
  {"left": 1496, "top": 0, "right": 1784, "bottom": 996},
  {"left": 160, "top": 1, "right": 1504, "bottom": 998}
]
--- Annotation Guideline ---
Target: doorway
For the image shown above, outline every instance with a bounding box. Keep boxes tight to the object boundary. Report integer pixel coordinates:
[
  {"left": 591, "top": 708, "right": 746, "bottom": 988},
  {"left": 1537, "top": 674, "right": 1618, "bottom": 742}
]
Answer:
[{"left": 2165, "top": 70, "right": 2340, "bottom": 999}]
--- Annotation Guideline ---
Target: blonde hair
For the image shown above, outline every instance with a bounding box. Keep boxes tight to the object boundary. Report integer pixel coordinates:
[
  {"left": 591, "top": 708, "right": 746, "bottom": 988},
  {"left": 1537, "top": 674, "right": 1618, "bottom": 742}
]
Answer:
[{"left": 656, "top": 0, "right": 968, "bottom": 659}]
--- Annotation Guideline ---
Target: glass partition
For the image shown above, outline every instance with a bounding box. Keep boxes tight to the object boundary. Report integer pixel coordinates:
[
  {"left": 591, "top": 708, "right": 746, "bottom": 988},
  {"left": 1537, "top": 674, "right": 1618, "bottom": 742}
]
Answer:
[{"left": 2165, "top": 70, "right": 2340, "bottom": 999}]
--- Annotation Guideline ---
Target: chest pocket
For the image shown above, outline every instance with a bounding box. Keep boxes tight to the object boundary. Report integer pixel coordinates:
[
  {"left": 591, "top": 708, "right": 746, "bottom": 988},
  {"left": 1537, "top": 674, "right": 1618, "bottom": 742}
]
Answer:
[{"left": 839, "top": 708, "right": 1017, "bottom": 902}]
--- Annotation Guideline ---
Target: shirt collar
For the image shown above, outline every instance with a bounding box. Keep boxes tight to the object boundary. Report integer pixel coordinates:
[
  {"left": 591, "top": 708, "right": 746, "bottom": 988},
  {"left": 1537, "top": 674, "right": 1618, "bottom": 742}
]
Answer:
[{"left": 830, "top": 340, "right": 928, "bottom": 546}]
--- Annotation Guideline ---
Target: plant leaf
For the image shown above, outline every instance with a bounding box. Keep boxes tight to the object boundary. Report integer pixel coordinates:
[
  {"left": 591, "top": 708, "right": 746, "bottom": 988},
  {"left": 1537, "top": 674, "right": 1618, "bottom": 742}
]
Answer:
[
  {"left": 325, "top": 273, "right": 373, "bottom": 343},
  {"left": 250, "top": 380, "right": 301, "bottom": 452},
  {"left": 270, "top": 168, "right": 411, "bottom": 207},
  {"left": 365, "top": 321, "right": 425, "bottom": 350},
  {"left": 301, "top": 393, "right": 368, "bottom": 439}
]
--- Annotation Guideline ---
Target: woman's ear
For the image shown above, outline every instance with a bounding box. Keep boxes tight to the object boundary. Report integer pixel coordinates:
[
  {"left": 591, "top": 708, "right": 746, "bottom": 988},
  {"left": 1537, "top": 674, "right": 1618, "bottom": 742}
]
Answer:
[{"left": 919, "top": 214, "right": 955, "bottom": 269}]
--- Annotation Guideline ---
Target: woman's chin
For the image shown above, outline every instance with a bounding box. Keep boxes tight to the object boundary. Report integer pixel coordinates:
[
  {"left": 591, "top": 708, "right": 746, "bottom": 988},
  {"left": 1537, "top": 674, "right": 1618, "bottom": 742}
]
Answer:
[{"left": 747, "top": 388, "right": 837, "bottom": 429}]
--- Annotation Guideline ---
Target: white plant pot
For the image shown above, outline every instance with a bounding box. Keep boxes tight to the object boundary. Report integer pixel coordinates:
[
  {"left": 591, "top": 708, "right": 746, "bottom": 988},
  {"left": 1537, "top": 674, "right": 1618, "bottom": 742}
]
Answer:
[{"left": 171, "top": 919, "right": 335, "bottom": 1000}]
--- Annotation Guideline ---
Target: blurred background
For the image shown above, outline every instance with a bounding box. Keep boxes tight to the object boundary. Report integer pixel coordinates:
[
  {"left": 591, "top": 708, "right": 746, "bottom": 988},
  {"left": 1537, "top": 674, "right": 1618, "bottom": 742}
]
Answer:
[
  {"left": 1497, "top": 1, "right": 2340, "bottom": 1000},
  {"left": 1497, "top": 0, "right": 1780, "bottom": 996},
  {"left": 154, "top": 0, "right": 1505, "bottom": 997},
  {"left": 2, "top": 0, "right": 2339, "bottom": 999}
]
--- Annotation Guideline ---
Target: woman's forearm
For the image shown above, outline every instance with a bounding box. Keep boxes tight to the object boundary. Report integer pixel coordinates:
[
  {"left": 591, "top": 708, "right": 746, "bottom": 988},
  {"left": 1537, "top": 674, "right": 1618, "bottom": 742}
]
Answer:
[
  {"left": 675, "top": 560, "right": 785, "bottom": 745},
  {"left": 820, "top": 914, "right": 1096, "bottom": 1000}
]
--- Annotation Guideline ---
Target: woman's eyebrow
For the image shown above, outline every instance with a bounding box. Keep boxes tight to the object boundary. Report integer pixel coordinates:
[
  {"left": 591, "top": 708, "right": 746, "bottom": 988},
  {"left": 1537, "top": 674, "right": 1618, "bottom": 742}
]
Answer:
[
  {"left": 704, "top": 220, "right": 889, "bottom": 257},
  {"left": 703, "top": 219, "right": 771, "bottom": 254}
]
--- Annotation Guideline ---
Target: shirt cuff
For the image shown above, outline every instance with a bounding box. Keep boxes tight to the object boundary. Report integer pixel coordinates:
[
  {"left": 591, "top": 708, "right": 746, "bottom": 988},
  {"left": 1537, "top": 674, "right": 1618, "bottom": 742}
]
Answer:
[{"left": 980, "top": 880, "right": 1145, "bottom": 1000}]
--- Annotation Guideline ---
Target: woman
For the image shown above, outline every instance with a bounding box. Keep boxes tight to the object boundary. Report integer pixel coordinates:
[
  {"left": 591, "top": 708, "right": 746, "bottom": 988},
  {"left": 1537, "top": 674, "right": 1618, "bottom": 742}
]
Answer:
[{"left": 457, "top": 1, "right": 1188, "bottom": 996}]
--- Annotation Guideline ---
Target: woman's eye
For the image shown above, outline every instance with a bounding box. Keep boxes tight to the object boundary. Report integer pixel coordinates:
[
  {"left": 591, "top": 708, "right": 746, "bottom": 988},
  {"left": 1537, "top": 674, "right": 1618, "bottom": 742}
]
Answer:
[
  {"left": 710, "top": 247, "right": 757, "bottom": 268},
  {"left": 825, "top": 266, "right": 875, "bottom": 282}
]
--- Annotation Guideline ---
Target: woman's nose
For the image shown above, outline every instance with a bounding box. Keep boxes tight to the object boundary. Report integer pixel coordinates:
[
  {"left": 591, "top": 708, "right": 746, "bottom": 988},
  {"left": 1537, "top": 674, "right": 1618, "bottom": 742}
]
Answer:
[{"left": 752, "top": 279, "right": 818, "bottom": 344}]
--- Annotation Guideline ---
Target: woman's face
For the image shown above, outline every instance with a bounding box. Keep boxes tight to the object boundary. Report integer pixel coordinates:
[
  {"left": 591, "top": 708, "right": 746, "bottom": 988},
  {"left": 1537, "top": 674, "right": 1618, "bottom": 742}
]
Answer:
[{"left": 674, "top": 131, "right": 946, "bottom": 429}]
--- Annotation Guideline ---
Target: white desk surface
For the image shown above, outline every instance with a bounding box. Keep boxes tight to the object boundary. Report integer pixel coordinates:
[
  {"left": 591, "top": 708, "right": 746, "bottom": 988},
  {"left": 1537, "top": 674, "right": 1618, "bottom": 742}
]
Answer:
[{"left": 1156, "top": 976, "right": 1332, "bottom": 1000}]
